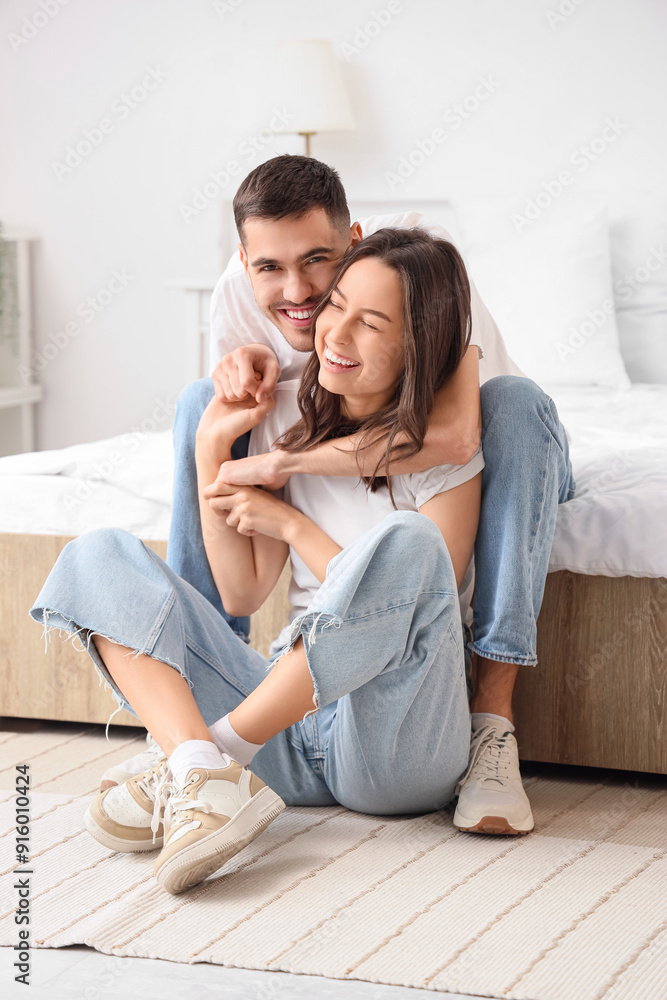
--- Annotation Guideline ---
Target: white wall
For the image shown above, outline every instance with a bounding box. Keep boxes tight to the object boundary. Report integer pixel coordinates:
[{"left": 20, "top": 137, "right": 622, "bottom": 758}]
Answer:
[{"left": 0, "top": 0, "right": 665, "bottom": 449}]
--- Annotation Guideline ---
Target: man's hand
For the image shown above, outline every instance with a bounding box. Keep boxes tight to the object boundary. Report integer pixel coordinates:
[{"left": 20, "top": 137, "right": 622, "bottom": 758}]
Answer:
[
  {"left": 196, "top": 393, "right": 275, "bottom": 460},
  {"left": 212, "top": 344, "right": 281, "bottom": 403},
  {"left": 216, "top": 450, "right": 292, "bottom": 490},
  {"left": 202, "top": 480, "right": 298, "bottom": 540}
]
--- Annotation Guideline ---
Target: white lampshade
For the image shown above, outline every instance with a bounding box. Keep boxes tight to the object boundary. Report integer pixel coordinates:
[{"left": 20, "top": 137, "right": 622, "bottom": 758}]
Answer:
[{"left": 272, "top": 39, "right": 355, "bottom": 135}]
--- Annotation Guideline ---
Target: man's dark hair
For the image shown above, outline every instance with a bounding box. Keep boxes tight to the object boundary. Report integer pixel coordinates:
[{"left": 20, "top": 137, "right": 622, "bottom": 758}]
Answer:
[{"left": 233, "top": 154, "right": 350, "bottom": 244}]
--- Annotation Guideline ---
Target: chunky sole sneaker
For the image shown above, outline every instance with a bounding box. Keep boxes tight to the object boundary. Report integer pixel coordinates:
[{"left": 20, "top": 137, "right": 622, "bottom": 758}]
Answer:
[
  {"left": 453, "top": 718, "right": 534, "bottom": 836},
  {"left": 84, "top": 760, "right": 171, "bottom": 852},
  {"left": 453, "top": 809, "right": 533, "bottom": 836},
  {"left": 154, "top": 762, "right": 285, "bottom": 895},
  {"left": 100, "top": 732, "right": 166, "bottom": 791}
]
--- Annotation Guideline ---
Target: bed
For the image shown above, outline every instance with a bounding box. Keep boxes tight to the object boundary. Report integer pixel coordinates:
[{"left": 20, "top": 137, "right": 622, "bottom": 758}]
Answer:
[{"left": 2, "top": 195, "right": 665, "bottom": 774}]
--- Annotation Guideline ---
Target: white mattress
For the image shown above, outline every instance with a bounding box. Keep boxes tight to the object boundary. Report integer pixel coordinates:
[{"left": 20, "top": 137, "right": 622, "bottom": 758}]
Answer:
[
  {"left": 547, "top": 383, "right": 666, "bottom": 578},
  {"left": 0, "top": 430, "right": 174, "bottom": 541},
  {"left": 0, "top": 385, "right": 665, "bottom": 579}
]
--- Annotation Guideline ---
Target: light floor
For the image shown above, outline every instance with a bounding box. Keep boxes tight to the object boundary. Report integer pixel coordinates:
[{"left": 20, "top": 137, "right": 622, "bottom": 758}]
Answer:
[
  {"left": 0, "top": 716, "right": 521, "bottom": 1000},
  {"left": 2, "top": 943, "right": 489, "bottom": 999}
]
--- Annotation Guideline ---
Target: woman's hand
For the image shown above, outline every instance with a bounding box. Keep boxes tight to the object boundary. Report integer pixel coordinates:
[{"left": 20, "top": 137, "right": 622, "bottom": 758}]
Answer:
[
  {"left": 203, "top": 480, "right": 299, "bottom": 541},
  {"left": 196, "top": 392, "right": 275, "bottom": 461}
]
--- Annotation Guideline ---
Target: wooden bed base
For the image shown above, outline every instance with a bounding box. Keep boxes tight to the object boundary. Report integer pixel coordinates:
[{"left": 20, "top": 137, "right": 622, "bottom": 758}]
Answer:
[{"left": 2, "top": 532, "right": 665, "bottom": 773}]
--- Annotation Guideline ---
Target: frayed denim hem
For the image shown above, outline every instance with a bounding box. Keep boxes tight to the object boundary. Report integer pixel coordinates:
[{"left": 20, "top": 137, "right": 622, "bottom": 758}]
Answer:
[
  {"left": 267, "top": 609, "right": 342, "bottom": 724},
  {"left": 34, "top": 606, "right": 194, "bottom": 741}
]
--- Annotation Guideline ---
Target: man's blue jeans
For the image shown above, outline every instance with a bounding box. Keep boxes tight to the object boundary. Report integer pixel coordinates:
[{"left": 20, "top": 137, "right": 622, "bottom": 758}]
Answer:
[{"left": 166, "top": 375, "right": 575, "bottom": 667}]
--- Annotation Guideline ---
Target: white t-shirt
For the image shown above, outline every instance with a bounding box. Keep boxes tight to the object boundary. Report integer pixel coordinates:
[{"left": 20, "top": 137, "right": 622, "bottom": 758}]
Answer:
[
  {"left": 249, "top": 383, "right": 485, "bottom": 642},
  {"left": 210, "top": 211, "right": 526, "bottom": 385}
]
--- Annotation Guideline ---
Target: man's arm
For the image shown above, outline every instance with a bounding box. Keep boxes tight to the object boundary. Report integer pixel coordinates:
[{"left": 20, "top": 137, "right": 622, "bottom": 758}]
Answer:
[{"left": 218, "top": 345, "right": 481, "bottom": 488}]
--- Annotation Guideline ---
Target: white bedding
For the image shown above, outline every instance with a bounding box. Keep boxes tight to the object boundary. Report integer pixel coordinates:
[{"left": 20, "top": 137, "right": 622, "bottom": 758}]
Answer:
[
  {"left": 546, "top": 383, "right": 666, "bottom": 578},
  {"left": 0, "top": 385, "right": 665, "bottom": 579},
  {"left": 0, "top": 430, "right": 174, "bottom": 541}
]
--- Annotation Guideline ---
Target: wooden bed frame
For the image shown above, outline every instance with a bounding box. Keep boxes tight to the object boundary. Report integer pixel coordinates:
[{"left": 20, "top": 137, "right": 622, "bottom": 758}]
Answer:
[{"left": 2, "top": 531, "right": 665, "bottom": 774}]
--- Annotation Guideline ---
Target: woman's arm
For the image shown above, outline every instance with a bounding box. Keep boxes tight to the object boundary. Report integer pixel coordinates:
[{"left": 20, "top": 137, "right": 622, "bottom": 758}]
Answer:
[
  {"left": 417, "top": 471, "right": 482, "bottom": 589},
  {"left": 203, "top": 481, "right": 342, "bottom": 589},
  {"left": 195, "top": 394, "right": 291, "bottom": 617},
  {"left": 217, "top": 345, "right": 481, "bottom": 490}
]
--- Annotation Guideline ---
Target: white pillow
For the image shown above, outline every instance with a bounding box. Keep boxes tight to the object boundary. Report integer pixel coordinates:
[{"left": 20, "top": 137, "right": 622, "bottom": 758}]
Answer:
[
  {"left": 606, "top": 192, "right": 667, "bottom": 384},
  {"left": 454, "top": 199, "right": 631, "bottom": 389}
]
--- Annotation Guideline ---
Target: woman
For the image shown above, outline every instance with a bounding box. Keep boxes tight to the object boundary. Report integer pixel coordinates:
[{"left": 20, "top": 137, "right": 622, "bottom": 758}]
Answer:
[{"left": 30, "top": 228, "right": 482, "bottom": 895}]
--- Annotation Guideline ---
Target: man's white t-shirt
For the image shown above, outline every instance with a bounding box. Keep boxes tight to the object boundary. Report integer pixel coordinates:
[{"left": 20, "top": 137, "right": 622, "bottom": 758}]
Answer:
[
  {"left": 250, "top": 383, "right": 485, "bottom": 647},
  {"left": 210, "top": 211, "right": 526, "bottom": 385}
]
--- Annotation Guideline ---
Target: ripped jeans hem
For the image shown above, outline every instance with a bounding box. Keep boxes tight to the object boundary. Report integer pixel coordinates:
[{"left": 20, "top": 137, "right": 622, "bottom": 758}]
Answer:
[
  {"left": 267, "top": 609, "right": 342, "bottom": 724},
  {"left": 35, "top": 607, "right": 193, "bottom": 741}
]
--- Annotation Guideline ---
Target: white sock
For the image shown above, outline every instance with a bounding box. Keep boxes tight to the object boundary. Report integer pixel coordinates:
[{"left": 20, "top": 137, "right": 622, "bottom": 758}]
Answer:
[
  {"left": 208, "top": 714, "right": 265, "bottom": 767},
  {"left": 471, "top": 712, "right": 515, "bottom": 734},
  {"left": 168, "top": 739, "right": 228, "bottom": 785}
]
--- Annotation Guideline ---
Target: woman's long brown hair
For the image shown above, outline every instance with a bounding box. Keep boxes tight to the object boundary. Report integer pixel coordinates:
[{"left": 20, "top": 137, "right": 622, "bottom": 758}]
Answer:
[{"left": 278, "top": 227, "right": 472, "bottom": 502}]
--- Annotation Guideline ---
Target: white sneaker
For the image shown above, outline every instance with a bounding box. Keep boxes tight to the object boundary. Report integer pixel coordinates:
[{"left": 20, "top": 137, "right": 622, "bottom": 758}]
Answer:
[
  {"left": 100, "top": 732, "right": 166, "bottom": 791},
  {"left": 154, "top": 759, "right": 286, "bottom": 895},
  {"left": 85, "top": 760, "right": 172, "bottom": 852},
  {"left": 453, "top": 717, "right": 534, "bottom": 835}
]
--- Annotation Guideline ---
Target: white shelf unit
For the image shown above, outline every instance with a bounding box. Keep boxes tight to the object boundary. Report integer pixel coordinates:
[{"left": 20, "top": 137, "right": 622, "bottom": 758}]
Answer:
[
  {"left": 0, "top": 229, "right": 43, "bottom": 454},
  {"left": 164, "top": 278, "right": 217, "bottom": 381}
]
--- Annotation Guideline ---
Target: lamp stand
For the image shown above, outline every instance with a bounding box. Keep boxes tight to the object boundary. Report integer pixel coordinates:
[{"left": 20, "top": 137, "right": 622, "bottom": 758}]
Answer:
[{"left": 298, "top": 132, "right": 316, "bottom": 157}]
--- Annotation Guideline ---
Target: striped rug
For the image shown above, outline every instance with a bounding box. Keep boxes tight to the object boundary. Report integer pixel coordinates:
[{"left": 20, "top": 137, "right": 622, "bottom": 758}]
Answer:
[{"left": 1, "top": 722, "right": 665, "bottom": 999}]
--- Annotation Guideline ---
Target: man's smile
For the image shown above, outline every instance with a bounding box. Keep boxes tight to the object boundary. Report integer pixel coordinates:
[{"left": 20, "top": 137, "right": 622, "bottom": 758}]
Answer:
[{"left": 276, "top": 305, "right": 318, "bottom": 328}]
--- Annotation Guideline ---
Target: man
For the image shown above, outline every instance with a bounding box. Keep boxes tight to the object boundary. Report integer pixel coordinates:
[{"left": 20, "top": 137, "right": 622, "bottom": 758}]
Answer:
[{"left": 104, "top": 155, "right": 575, "bottom": 836}]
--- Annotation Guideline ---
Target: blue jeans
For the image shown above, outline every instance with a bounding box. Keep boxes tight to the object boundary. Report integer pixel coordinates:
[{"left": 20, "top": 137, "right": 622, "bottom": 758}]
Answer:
[
  {"left": 29, "top": 512, "right": 471, "bottom": 815},
  {"left": 471, "top": 376, "right": 576, "bottom": 666},
  {"left": 168, "top": 376, "right": 576, "bottom": 666}
]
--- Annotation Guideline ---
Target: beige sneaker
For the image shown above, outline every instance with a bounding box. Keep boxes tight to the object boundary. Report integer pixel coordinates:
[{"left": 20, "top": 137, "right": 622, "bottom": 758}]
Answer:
[
  {"left": 154, "top": 760, "right": 286, "bottom": 895},
  {"left": 84, "top": 760, "right": 171, "bottom": 852},
  {"left": 453, "top": 718, "right": 534, "bottom": 835}
]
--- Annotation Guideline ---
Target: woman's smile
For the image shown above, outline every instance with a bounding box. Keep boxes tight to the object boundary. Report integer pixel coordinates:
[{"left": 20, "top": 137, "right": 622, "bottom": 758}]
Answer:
[{"left": 322, "top": 344, "right": 361, "bottom": 372}]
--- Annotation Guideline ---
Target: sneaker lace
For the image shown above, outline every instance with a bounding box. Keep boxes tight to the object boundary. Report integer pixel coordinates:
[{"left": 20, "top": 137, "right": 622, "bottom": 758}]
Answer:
[
  {"left": 457, "top": 725, "right": 514, "bottom": 792},
  {"left": 136, "top": 762, "right": 173, "bottom": 844},
  {"left": 163, "top": 773, "right": 213, "bottom": 833}
]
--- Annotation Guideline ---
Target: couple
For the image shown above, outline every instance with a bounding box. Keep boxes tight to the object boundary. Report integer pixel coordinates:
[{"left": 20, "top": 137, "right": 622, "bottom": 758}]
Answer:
[{"left": 30, "top": 155, "right": 575, "bottom": 895}]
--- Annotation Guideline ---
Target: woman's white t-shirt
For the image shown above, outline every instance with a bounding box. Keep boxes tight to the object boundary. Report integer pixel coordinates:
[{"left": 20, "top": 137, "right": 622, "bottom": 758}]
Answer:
[{"left": 249, "top": 383, "right": 485, "bottom": 644}]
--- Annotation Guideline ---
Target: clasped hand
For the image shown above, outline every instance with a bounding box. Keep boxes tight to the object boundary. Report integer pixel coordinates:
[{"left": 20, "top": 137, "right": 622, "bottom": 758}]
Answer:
[
  {"left": 202, "top": 479, "right": 295, "bottom": 540},
  {"left": 197, "top": 391, "right": 295, "bottom": 540}
]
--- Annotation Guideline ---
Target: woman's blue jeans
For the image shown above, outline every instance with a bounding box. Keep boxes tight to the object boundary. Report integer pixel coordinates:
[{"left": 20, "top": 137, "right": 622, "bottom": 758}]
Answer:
[
  {"left": 166, "top": 375, "right": 575, "bottom": 667},
  {"left": 30, "top": 512, "right": 471, "bottom": 815}
]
